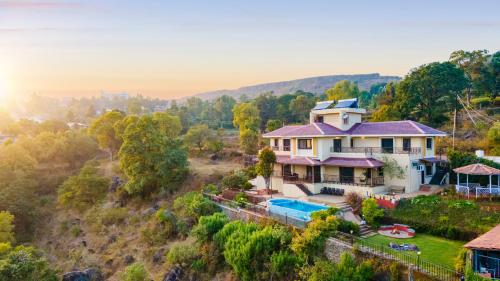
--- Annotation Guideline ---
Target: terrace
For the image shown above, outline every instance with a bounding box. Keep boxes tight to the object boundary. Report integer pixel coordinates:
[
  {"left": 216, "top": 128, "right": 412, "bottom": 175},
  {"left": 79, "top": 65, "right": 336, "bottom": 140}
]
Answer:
[{"left": 330, "top": 146, "right": 422, "bottom": 155}]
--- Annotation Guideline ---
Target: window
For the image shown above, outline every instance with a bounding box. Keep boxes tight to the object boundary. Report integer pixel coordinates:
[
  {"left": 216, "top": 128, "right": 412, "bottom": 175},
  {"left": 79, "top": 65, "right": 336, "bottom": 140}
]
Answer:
[
  {"left": 403, "top": 138, "right": 411, "bottom": 152},
  {"left": 298, "top": 139, "right": 312, "bottom": 149},
  {"left": 316, "top": 116, "right": 324, "bottom": 123},
  {"left": 283, "top": 139, "right": 291, "bottom": 151},
  {"left": 426, "top": 138, "right": 433, "bottom": 150},
  {"left": 343, "top": 114, "right": 349, "bottom": 125},
  {"left": 350, "top": 138, "right": 354, "bottom": 148},
  {"left": 273, "top": 139, "right": 279, "bottom": 147},
  {"left": 333, "top": 139, "right": 342, "bottom": 152},
  {"left": 381, "top": 138, "right": 394, "bottom": 153}
]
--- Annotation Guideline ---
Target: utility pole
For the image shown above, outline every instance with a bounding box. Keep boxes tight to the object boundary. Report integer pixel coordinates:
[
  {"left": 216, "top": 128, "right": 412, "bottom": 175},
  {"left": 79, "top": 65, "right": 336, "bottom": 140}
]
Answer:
[{"left": 453, "top": 94, "right": 457, "bottom": 148}]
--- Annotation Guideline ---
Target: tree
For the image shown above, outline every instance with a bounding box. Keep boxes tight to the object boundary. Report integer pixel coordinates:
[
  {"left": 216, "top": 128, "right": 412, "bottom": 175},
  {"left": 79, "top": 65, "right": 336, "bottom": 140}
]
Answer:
[
  {"left": 289, "top": 95, "right": 316, "bottom": 123},
  {"left": 487, "top": 122, "right": 500, "bottom": 155},
  {"left": 395, "top": 62, "right": 467, "bottom": 127},
  {"left": 450, "top": 50, "right": 489, "bottom": 99},
  {"left": 266, "top": 119, "right": 282, "bottom": 132},
  {"left": 361, "top": 198, "right": 384, "bottom": 226},
  {"left": 233, "top": 103, "right": 261, "bottom": 131},
  {"left": 88, "top": 110, "right": 125, "bottom": 160},
  {"left": 184, "top": 124, "right": 212, "bottom": 153},
  {"left": 239, "top": 129, "right": 259, "bottom": 155},
  {"left": 119, "top": 115, "right": 188, "bottom": 195},
  {"left": 325, "top": 80, "right": 360, "bottom": 101},
  {"left": 0, "top": 211, "right": 15, "bottom": 244},
  {"left": 57, "top": 161, "right": 110, "bottom": 211},
  {"left": 151, "top": 112, "right": 182, "bottom": 138},
  {"left": 255, "top": 147, "right": 276, "bottom": 190},
  {"left": 254, "top": 93, "right": 278, "bottom": 130},
  {"left": 0, "top": 245, "right": 58, "bottom": 281},
  {"left": 214, "top": 95, "right": 236, "bottom": 128}
]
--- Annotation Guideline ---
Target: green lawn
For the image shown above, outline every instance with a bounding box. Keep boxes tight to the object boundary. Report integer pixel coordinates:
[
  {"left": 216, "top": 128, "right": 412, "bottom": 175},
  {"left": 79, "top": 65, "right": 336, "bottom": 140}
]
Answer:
[{"left": 363, "top": 233, "right": 465, "bottom": 268}]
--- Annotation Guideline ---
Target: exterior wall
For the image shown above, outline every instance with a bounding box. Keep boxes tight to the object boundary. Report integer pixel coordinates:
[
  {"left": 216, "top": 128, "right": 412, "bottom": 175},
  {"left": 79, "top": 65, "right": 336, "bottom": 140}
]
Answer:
[
  {"left": 282, "top": 182, "right": 310, "bottom": 197},
  {"left": 313, "top": 182, "right": 387, "bottom": 196},
  {"left": 292, "top": 165, "right": 307, "bottom": 178}
]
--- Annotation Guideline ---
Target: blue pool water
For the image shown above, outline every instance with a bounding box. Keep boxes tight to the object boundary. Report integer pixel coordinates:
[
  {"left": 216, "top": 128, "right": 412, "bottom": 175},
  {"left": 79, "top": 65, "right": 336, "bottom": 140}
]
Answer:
[{"left": 268, "top": 199, "right": 328, "bottom": 221}]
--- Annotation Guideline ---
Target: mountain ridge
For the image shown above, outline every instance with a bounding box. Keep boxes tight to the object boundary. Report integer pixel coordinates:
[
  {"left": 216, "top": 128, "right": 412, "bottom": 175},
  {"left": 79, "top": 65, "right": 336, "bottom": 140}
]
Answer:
[{"left": 188, "top": 73, "right": 400, "bottom": 101}]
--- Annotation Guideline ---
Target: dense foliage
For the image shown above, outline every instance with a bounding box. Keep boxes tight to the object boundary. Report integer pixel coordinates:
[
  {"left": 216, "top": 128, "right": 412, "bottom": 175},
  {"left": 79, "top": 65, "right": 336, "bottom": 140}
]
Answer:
[
  {"left": 119, "top": 114, "right": 189, "bottom": 195},
  {"left": 385, "top": 195, "right": 500, "bottom": 240},
  {"left": 58, "top": 161, "right": 110, "bottom": 211}
]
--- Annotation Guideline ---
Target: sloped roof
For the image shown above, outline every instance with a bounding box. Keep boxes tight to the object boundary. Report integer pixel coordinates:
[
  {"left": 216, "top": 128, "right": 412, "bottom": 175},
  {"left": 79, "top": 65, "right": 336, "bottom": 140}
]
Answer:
[
  {"left": 263, "top": 123, "right": 346, "bottom": 137},
  {"left": 453, "top": 163, "right": 500, "bottom": 175},
  {"left": 276, "top": 156, "right": 383, "bottom": 168},
  {"left": 276, "top": 156, "right": 321, "bottom": 166},
  {"left": 347, "top": 120, "right": 446, "bottom": 136},
  {"left": 464, "top": 224, "right": 500, "bottom": 251},
  {"left": 264, "top": 120, "right": 446, "bottom": 138},
  {"left": 322, "top": 157, "right": 384, "bottom": 168}
]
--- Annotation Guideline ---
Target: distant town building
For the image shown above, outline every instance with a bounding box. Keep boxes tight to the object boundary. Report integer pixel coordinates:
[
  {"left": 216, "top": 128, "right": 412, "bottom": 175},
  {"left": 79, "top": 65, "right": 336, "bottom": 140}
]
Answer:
[{"left": 100, "top": 91, "right": 129, "bottom": 100}]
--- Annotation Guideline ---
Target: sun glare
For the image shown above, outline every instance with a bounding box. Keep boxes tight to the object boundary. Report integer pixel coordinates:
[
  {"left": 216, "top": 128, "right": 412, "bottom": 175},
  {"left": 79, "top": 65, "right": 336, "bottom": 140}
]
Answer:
[{"left": 0, "top": 72, "right": 10, "bottom": 104}]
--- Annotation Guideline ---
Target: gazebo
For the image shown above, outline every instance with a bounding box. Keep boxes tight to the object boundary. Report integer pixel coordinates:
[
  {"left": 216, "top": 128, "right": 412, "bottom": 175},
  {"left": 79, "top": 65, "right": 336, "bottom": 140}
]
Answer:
[{"left": 454, "top": 163, "right": 500, "bottom": 198}]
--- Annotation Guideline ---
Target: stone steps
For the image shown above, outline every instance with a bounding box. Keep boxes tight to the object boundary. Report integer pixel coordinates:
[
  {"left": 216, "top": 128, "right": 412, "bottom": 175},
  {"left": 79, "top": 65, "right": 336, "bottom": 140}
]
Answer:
[{"left": 359, "top": 225, "right": 377, "bottom": 238}]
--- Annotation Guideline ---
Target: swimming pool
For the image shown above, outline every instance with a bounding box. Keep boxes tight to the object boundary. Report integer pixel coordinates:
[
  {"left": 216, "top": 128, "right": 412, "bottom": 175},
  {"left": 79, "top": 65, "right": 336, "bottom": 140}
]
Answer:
[{"left": 268, "top": 199, "right": 328, "bottom": 221}]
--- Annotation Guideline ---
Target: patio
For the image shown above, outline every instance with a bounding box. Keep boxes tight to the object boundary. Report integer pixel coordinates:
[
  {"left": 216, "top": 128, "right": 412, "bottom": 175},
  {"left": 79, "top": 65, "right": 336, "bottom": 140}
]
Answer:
[{"left": 454, "top": 163, "right": 500, "bottom": 198}]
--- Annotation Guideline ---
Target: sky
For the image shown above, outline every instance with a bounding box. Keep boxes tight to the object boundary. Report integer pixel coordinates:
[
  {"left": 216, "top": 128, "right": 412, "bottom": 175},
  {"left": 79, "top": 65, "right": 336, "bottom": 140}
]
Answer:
[{"left": 0, "top": 0, "right": 499, "bottom": 100}]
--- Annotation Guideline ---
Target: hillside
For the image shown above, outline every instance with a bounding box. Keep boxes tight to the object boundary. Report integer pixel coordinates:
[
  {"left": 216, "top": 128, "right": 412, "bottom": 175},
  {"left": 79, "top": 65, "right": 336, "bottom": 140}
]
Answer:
[{"left": 190, "top": 73, "right": 400, "bottom": 101}]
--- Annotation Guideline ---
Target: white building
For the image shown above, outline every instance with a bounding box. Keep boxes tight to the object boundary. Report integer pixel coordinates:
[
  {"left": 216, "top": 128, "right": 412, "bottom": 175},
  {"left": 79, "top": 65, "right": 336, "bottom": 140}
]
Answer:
[{"left": 261, "top": 99, "right": 448, "bottom": 197}]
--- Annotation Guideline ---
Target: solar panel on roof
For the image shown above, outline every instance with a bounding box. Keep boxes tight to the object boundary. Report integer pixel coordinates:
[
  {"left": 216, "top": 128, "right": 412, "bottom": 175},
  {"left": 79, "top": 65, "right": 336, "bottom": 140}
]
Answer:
[
  {"left": 334, "top": 98, "right": 358, "bottom": 108},
  {"left": 312, "top": 101, "right": 334, "bottom": 110}
]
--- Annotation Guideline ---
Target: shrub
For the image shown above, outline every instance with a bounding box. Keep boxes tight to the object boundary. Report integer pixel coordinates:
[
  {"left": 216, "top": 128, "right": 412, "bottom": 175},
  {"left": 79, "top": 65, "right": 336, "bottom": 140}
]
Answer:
[
  {"left": 337, "top": 219, "right": 360, "bottom": 235},
  {"left": 191, "top": 212, "right": 229, "bottom": 244},
  {"left": 346, "top": 192, "right": 363, "bottom": 214},
  {"left": 221, "top": 170, "right": 248, "bottom": 189},
  {"left": 234, "top": 192, "right": 249, "bottom": 207},
  {"left": 100, "top": 207, "right": 128, "bottom": 226},
  {"left": 0, "top": 245, "right": 58, "bottom": 281},
  {"left": 202, "top": 184, "right": 220, "bottom": 195},
  {"left": 362, "top": 198, "right": 384, "bottom": 226},
  {"left": 121, "top": 262, "right": 148, "bottom": 281},
  {"left": 70, "top": 226, "right": 82, "bottom": 237},
  {"left": 454, "top": 248, "right": 468, "bottom": 273},
  {"left": 173, "top": 192, "right": 219, "bottom": 223},
  {"left": 270, "top": 251, "right": 298, "bottom": 280},
  {"left": 57, "top": 161, "right": 110, "bottom": 211},
  {"left": 166, "top": 244, "right": 199, "bottom": 266},
  {"left": 141, "top": 209, "right": 177, "bottom": 245}
]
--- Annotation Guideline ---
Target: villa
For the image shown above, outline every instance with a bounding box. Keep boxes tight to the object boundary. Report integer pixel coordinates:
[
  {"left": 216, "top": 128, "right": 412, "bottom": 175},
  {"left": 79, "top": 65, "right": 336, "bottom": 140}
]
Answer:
[{"left": 260, "top": 98, "right": 448, "bottom": 197}]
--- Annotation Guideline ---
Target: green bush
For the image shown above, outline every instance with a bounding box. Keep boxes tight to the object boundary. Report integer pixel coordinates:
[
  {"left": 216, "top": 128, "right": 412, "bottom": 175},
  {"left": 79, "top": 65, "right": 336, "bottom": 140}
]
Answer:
[
  {"left": 202, "top": 184, "right": 220, "bottom": 195},
  {"left": 337, "top": 219, "right": 360, "bottom": 235},
  {"left": 221, "top": 171, "right": 248, "bottom": 189},
  {"left": 0, "top": 245, "right": 58, "bottom": 281},
  {"left": 141, "top": 209, "right": 177, "bottom": 245},
  {"left": 234, "top": 192, "right": 249, "bottom": 207},
  {"left": 191, "top": 212, "right": 229, "bottom": 244},
  {"left": 100, "top": 207, "right": 128, "bottom": 226},
  {"left": 166, "top": 244, "right": 199, "bottom": 266},
  {"left": 121, "top": 262, "right": 148, "bottom": 281},
  {"left": 173, "top": 192, "right": 219, "bottom": 223},
  {"left": 362, "top": 198, "right": 384, "bottom": 226}
]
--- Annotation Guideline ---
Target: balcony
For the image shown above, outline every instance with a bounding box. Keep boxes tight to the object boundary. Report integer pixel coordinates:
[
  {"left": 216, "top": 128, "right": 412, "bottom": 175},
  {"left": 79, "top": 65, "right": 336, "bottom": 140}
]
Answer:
[
  {"left": 273, "top": 172, "right": 318, "bottom": 183},
  {"left": 322, "top": 174, "right": 384, "bottom": 187},
  {"left": 330, "top": 146, "right": 421, "bottom": 155},
  {"left": 271, "top": 146, "right": 291, "bottom": 151}
]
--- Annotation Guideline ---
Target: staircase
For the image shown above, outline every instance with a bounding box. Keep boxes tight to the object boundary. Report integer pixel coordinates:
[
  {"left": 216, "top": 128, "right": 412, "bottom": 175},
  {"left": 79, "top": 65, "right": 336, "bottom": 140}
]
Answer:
[
  {"left": 333, "top": 202, "right": 376, "bottom": 238},
  {"left": 429, "top": 168, "right": 447, "bottom": 185},
  {"left": 359, "top": 225, "right": 376, "bottom": 238},
  {"left": 295, "top": 183, "right": 313, "bottom": 196}
]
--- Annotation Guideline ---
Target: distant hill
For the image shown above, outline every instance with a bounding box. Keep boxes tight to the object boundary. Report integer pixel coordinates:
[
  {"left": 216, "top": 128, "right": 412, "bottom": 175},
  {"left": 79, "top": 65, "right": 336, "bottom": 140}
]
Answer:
[{"left": 189, "top": 73, "right": 400, "bottom": 101}]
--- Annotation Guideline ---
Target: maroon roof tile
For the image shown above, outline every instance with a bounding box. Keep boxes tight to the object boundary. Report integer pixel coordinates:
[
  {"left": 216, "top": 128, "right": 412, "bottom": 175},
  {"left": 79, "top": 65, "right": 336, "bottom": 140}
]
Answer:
[
  {"left": 453, "top": 163, "right": 500, "bottom": 175},
  {"left": 464, "top": 224, "right": 500, "bottom": 251},
  {"left": 276, "top": 156, "right": 321, "bottom": 166},
  {"left": 322, "top": 157, "right": 384, "bottom": 168},
  {"left": 347, "top": 120, "right": 446, "bottom": 136},
  {"left": 263, "top": 123, "right": 345, "bottom": 137}
]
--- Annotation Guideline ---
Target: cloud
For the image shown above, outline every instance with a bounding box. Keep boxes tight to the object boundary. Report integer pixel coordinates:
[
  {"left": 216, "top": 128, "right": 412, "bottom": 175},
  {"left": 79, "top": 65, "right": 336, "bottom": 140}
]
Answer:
[{"left": 0, "top": 1, "right": 83, "bottom": 9}]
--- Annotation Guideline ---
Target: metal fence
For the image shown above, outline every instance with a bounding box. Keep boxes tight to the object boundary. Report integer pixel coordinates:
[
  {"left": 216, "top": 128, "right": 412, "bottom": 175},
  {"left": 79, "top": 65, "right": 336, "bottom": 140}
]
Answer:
[
  {"left": 335, "top": 232, "right": 463, "bottom": 281},
  {"left": 203, "top": 192, "right": 309, "bottom": 228}
]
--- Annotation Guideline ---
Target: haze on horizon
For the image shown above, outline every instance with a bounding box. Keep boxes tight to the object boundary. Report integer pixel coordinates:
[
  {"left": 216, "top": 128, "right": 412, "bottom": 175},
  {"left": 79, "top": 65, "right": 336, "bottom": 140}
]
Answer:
[{"left": 0, "top": 0, "right": 499, "bottom": 100}]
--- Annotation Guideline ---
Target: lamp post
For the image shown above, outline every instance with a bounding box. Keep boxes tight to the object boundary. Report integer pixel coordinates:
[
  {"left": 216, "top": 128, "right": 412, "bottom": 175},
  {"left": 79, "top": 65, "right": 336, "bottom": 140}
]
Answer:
[{"left": 417, "top": 251, "right": 421, "bottom": 271}]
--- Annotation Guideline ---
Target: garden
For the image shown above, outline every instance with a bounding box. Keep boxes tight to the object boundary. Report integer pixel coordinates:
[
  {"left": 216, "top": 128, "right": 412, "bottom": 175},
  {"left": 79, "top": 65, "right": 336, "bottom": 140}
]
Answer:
[
  {"left": 364, "top": 233, "right": 465, "bottom": 268},
  {"left": 382, "top": 194, "right": 500, "bottom": 241}
]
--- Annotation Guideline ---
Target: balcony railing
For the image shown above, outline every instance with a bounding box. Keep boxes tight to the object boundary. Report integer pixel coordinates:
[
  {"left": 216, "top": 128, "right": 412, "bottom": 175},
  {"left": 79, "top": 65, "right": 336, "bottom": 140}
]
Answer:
[
  {"left": 272, "top": 146, "right": 291, "bottom": 151},
  {"left": 322, "top": 174, "right": 384, "bottom": 187},
  {"left": 273, "top": 172, "right": 317, "bottom": 183},
  {"left": 330, "top": 146, "right": 421, "bottom": 155}
]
